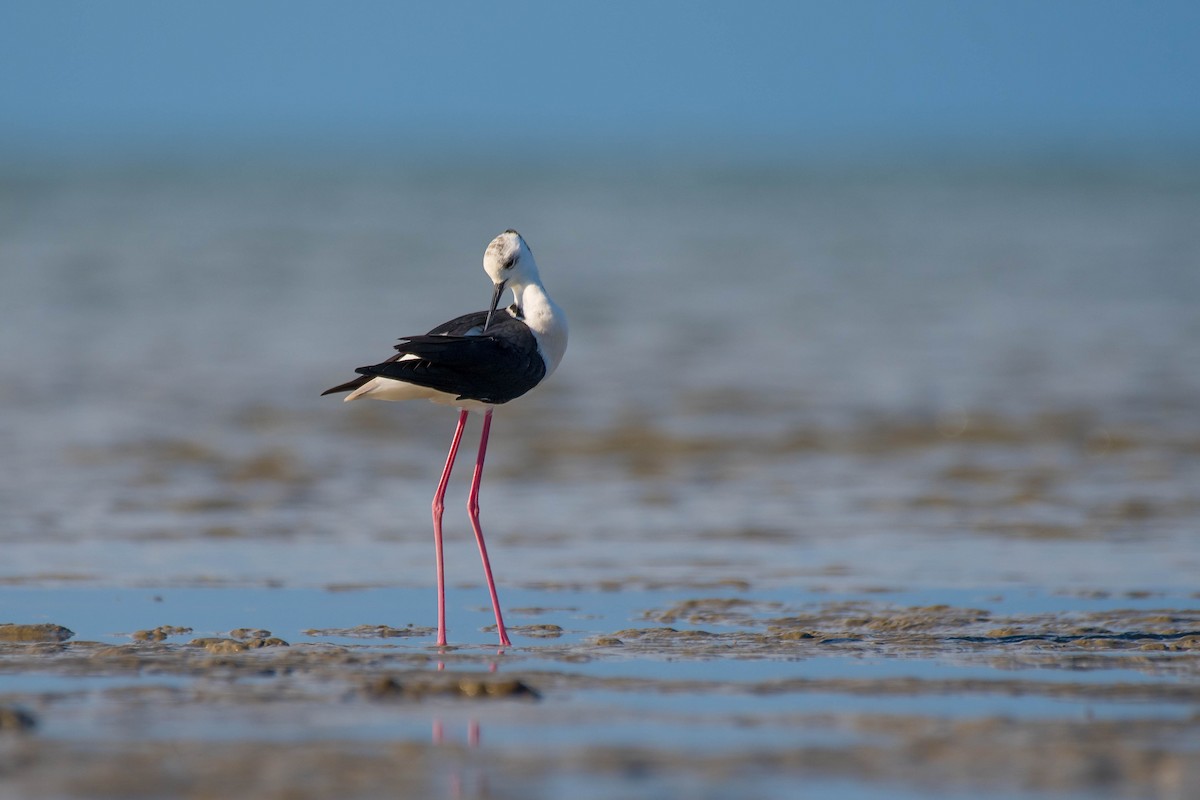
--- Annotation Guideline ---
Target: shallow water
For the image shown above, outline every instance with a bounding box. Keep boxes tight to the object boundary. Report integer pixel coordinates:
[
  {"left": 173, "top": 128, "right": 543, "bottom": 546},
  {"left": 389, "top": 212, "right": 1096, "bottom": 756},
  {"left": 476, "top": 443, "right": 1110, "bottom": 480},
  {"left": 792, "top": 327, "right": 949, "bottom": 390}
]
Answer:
[
  {"left": 2, "top": 162, "right": 1199, "bottom": 798},
  {"left": 4, "top": 583, "right": 1200, "bottom": 797}
]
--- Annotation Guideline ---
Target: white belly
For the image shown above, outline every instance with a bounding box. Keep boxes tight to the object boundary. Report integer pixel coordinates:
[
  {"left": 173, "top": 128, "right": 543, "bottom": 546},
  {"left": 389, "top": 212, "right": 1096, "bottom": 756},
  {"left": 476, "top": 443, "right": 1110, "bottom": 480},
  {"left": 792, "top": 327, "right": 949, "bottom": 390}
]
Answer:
[
  {"left": 345, "top": 376, "right": 438, "bottom": 403},
  {"left": 344, "top": 376, "right": 493, "bottom": 411}
]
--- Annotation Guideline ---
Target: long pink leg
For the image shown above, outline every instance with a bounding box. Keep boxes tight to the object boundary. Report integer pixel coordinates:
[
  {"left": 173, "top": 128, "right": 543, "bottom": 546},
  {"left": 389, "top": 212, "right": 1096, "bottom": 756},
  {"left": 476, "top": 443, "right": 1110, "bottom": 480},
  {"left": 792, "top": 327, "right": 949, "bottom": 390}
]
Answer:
[
  {"left": 467, "top": 408, "right": 511, "bottom": 646},
  {"left": 432, "top": 409, "right": 470, "bottom": 646}
]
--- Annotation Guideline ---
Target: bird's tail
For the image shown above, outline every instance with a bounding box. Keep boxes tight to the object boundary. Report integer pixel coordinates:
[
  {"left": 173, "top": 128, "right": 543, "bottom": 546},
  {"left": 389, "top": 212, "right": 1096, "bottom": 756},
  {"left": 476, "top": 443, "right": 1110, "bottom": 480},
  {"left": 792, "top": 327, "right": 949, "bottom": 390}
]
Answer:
[{"left": 320, "top": 376, "right": 372, "bottom": 398}]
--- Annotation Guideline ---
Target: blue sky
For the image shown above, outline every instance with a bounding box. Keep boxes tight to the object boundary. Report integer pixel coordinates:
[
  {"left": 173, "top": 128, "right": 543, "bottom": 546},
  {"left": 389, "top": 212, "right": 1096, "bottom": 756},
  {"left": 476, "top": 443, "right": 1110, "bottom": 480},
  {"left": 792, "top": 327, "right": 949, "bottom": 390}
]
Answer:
[{"left": 2, "top": 1, "right": 1198, "bottom": 163}]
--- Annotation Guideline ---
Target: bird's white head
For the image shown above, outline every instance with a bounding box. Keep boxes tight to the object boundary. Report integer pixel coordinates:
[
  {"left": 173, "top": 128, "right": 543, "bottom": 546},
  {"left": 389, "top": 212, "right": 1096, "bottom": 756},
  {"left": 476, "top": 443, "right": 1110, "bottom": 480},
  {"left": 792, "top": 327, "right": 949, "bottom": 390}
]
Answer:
[
  {"left": 480, "top": 229, "right": 568, "bottom": 375},
  {"left": 483, "top": 229, "right": 539, "bottom": 330},
  {"left": 484, "top": 229, "right": 539, "bottom": 286}
]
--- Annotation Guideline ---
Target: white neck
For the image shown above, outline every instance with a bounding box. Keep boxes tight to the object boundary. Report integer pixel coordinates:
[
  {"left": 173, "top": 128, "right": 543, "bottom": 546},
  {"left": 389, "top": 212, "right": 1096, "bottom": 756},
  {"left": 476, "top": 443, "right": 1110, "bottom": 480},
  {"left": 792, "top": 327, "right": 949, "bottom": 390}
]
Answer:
[{"left": 512, "top": 280, "right": 568, "bottom": 376}]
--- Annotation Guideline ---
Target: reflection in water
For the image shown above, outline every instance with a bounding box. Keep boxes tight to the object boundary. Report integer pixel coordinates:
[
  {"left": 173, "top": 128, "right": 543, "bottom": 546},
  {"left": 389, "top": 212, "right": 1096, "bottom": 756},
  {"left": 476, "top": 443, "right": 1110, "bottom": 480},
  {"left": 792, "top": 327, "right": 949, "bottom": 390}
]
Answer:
[
  {"left": 433, "top": 718, "right": 485, "bottom": 799},
  {"left": 432, "top": 718, "right": 482, "bottom": 748}
]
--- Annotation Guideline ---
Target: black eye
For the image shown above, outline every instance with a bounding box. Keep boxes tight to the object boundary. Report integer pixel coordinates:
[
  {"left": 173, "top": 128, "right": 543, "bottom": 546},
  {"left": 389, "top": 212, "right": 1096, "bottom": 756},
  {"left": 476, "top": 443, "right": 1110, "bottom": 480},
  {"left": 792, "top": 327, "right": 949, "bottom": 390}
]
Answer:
[{"left": 502, "top": 254, "right": 518, "bottom": 270}]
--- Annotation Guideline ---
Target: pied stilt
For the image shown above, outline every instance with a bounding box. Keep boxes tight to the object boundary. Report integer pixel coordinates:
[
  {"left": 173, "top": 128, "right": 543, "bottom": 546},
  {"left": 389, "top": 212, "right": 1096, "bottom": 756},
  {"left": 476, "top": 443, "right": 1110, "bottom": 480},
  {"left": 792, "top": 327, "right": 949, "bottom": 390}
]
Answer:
[{"left": 322, "top": 229, "right": 568, "bottom": 647}]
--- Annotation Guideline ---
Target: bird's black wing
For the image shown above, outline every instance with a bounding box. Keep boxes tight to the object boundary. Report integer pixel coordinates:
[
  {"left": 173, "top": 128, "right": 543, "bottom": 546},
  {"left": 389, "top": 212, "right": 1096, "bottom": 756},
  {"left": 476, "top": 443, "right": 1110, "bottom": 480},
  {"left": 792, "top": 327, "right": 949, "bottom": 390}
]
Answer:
[
  {"left": 321, "top": 310, "right": 499, "bottom": 397},
  {"left": 334, "top": 311, "right": 546, "bottom": 405},
  {"left": 424, "top": 310, "right": 491, "bottom": 336}
]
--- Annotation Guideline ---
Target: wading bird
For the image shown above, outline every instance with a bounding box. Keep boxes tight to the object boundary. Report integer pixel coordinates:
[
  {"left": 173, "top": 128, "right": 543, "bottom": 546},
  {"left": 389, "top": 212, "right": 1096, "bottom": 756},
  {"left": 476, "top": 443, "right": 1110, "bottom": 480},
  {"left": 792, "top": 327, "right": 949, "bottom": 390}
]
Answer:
[{"left": 322, "top": 230, "right": 568, "bottom": 646}]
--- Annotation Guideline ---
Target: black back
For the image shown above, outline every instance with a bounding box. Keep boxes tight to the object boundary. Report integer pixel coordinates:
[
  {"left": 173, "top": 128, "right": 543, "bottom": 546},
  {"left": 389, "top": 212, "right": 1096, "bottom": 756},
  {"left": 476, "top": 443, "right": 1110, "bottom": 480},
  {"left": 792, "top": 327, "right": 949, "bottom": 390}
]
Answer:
[{"left": 321, "top": 309, "right": 547, "bottom": 405}]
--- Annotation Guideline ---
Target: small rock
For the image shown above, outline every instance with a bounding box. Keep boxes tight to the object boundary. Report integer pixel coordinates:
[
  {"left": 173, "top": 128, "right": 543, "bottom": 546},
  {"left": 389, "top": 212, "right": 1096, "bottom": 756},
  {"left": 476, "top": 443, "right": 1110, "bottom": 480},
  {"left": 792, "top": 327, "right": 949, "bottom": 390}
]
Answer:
[
  {"left": 0, "top": 706, "right": 36, "bottom": 732},
  {"left": 303, "top": 624, "right": 425, "bottom": 639},
  {"left": 363, "top": 674, "right": 540, "bottom": 701},
  {"left": 483, "top": 678, "right": 539, "bottom": 699},
  {"left": 133, "top": 625, "right": 193, "bottom": 642},
  {"left": 230, "top": 628, "right": 271, "bottom": 640},
  {"left": 0, "top": 623, "right": 75, "bottom": 643},
  {"left": 456, "top": 678, "right": 539, "bottom": 699},
  {"left": 243, "top": 637, "right": 289, "bottom": 648},
  {"left": 188, "top": 637, "right": 250, "bottom": 654},
  {"left": 775, "top": 630, "right": 817, "bottom": 641},
  {"left": 986, "top": 628, "right": 1022, "bottom": 638},
  {"left": 363, "top": 676, "right": 406, "bottom": 698},
  {"left": 513, "top": 624, "right": 564, "bottom": 638}
]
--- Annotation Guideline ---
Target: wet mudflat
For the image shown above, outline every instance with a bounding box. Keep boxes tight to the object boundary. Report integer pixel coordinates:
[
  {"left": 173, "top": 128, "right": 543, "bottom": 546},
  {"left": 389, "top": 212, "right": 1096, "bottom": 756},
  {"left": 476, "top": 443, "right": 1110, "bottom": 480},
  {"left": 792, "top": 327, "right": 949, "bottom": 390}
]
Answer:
[{"left": 2, "top": 583, "right": 1199, "bottom": 799}]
